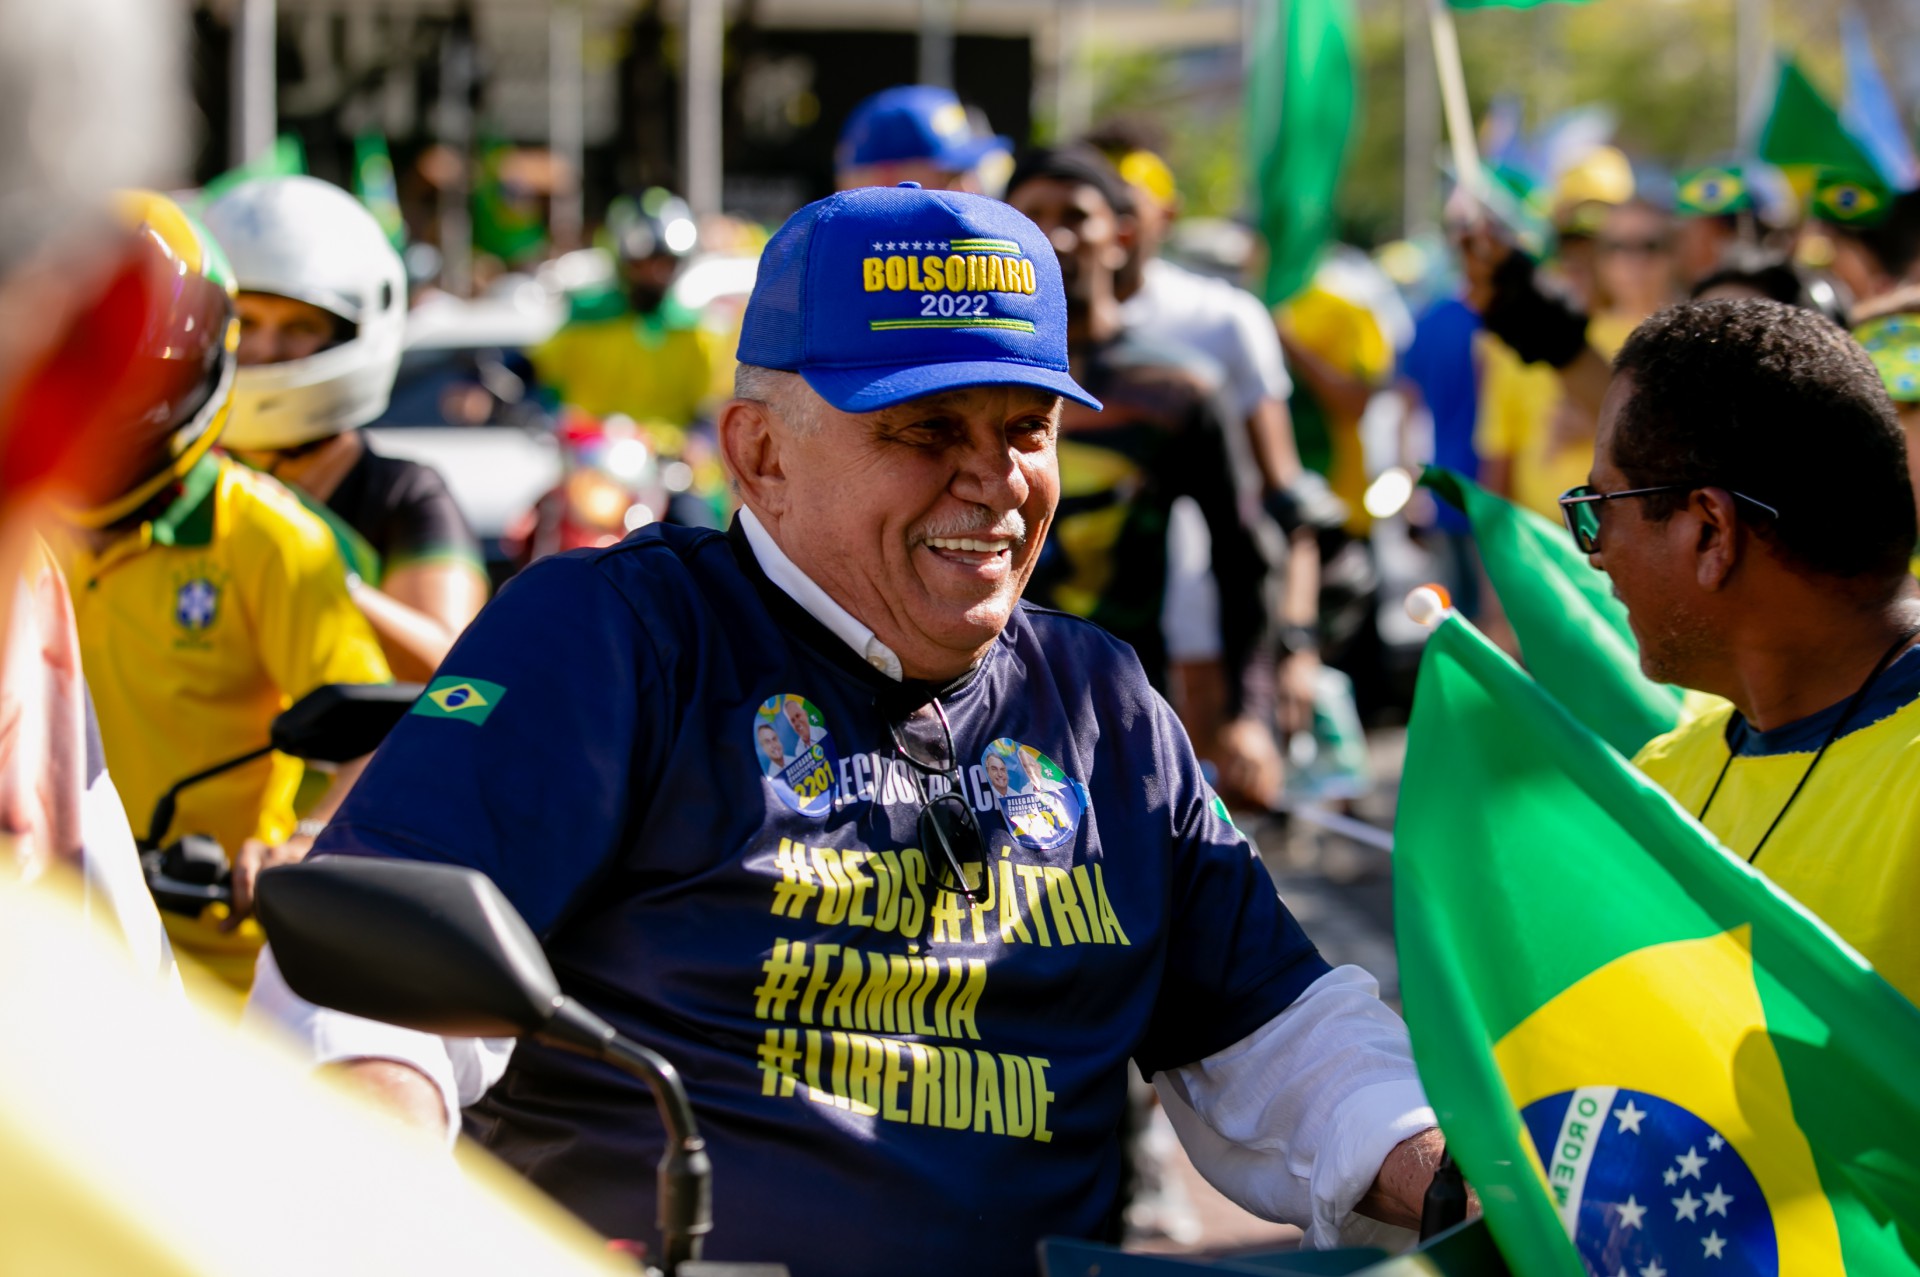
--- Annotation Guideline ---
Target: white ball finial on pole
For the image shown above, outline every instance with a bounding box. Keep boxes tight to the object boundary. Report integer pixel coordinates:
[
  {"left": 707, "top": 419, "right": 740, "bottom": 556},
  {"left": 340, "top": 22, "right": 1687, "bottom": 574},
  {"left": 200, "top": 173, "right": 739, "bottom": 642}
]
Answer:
[{"left": 1406, "top": 583, "right": 1453, "bottom": 629}]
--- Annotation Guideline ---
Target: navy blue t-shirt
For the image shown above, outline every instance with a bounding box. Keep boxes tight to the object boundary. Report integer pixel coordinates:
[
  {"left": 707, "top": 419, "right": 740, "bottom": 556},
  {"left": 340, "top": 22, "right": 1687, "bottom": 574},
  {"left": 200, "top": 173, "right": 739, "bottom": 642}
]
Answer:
[{"left": 316, "top": 521, "right": 1330, "bottom": 1277}]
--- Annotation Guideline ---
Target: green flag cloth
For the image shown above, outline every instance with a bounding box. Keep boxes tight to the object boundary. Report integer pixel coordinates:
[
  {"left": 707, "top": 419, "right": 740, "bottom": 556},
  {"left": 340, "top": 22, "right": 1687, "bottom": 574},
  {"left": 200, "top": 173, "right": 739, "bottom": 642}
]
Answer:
[
  {"left": 1397, "top": 611, "right": 1920, "bottom": 1277},
  {"left": 1245, "top": 0, "right": 1357, "bottom": 305},
  {"left": 1422, "top": 467, "right": 1682, "bottom": 755},
  {"left": 472, "top": 140, "right": 550, "bottom": 268},
  {"left": 353, "top": 133, "right": 407, "bottom": 251},
  {"left": 196, "top": 134, "right": 307, "bottom": 208},
  {"left": 1758, "top": 57, "right": 1881, "bottom": 178}
]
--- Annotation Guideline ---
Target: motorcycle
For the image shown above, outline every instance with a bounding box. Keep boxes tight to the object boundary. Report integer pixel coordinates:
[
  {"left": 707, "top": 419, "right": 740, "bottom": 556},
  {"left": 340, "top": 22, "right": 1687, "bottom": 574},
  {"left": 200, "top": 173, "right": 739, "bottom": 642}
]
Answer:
[
  {"left": 256, "top": 858, "right": 1509, "bottom": 1277},
  {"left": 503, "top": 410, "right": 726, "bottom": 572},
  {"left": 139, "top": 682, "right": 422, "bottom": 915}
]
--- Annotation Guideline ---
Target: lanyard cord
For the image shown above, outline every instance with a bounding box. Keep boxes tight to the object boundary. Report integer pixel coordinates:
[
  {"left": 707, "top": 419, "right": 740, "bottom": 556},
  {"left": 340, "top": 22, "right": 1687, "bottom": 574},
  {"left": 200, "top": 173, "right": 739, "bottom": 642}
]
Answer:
[{"left": 1698, "top": 627, "right": 1920, "bottom": 864}]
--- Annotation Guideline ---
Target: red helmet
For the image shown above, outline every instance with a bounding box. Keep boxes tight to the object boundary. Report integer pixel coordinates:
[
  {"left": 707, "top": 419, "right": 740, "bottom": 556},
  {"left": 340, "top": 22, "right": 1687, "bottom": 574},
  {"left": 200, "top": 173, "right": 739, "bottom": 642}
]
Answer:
[{"left": 9, "top": 191, "right": 239, "bottom": 527}]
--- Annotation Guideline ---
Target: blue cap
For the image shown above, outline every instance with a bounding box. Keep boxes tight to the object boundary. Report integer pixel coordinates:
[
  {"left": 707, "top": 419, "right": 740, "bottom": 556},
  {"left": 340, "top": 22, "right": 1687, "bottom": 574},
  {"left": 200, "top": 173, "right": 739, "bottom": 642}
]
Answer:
[
  {"left": 836, "top": 85, "right": 1011, "bottom": 174},
  {"left": 737, "top": 184, "right": 1100, "bottom": 413}
]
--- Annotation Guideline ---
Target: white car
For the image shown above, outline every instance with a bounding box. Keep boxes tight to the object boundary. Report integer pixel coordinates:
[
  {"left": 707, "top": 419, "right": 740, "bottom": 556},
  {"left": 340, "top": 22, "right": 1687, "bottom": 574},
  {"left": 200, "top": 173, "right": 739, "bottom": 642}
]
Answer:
[{"left": 363, "top": 289, "right": 566, "bottom": 578}]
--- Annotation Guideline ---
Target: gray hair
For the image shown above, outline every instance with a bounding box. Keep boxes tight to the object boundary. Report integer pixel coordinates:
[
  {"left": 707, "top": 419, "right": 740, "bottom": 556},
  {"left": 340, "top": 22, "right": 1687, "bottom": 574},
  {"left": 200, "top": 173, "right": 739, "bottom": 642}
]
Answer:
[{"left": 733, "top": 364, "right": 824, "bottom": 436}]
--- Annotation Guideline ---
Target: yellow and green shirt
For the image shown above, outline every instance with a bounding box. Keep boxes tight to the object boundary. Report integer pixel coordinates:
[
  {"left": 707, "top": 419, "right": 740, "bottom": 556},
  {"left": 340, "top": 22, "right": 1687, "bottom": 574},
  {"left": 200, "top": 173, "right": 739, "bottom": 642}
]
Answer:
[
  {"left": 532, "top": 297, "right": 733, "bottom": 426},
  {"left": 1636, "top": 654, "right": 1920, "bottom": 1005},
  {"left": 51, "top": 456, "right": 390, "bottom": 995},
  {"left": 1475, "top": 312, "right": 1637, "bottom": 521},
  {"left": 1275, "top": 282, "right": 1393, "bottom": 534}
]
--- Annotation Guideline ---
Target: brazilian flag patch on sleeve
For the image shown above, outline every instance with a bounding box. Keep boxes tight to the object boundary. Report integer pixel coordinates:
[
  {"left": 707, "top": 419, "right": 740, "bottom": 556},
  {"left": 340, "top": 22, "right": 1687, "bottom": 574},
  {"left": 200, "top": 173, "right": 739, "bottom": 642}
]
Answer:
[{"left": 411, "top": 676, "right": 507, "bottom": 725}]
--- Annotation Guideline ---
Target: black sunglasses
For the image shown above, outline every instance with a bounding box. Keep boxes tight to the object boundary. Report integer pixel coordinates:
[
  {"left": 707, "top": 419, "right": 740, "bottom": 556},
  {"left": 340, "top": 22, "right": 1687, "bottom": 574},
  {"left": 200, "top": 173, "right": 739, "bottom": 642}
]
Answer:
[
  {"left": 1557, "top": 483, "right": 1781, "bottom": 554},
  {"left": 887, "top": 699, "right": 993, "bottom": 906}
]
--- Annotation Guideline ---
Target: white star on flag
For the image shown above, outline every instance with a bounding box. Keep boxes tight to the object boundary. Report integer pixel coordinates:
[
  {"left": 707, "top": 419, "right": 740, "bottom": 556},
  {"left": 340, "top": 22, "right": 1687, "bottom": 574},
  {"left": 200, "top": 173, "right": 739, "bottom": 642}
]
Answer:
[
  {"left": 1702, "top": 1230, "right": 1728, "bottom": 1259},
  {"left": 1675, "top": 1146, "right": 1708, "bottom": 1179},
  {"left": 1640, "top": 1261, "right": 1667, "bottom": 1277},
  {"left": 1613, "top": 1099, "right": 1647, "bottom": 1135},
  {"left": 1616, "top": 1195, "right": 1647, "bottom": 1229},
  {"left": 1672, "top": 1189, "right": 1701, "bottom": 1221},
  {"left": 1703, "top": 1184, "right": 1734, "bottom": 1216},
  {"left": 940, "top": 241, "right": 950, "bottom": 250},
  {"left": 872, "top": 242, "right": 883, "bottom": 252},
  {"left": 885, "top": 241, "right": 897, "bottom": 251},
  {"left": 1707, "top": 1133, "right": 1726, "bottom": 1151},
  {"left": 1663, "top": 1168, "right": 1679, "bottom": 1186}
]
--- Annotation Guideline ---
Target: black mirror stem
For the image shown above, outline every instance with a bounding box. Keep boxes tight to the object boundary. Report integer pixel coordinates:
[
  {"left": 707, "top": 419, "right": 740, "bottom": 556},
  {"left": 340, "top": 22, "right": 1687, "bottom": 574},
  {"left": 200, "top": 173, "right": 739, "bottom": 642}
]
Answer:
[
  {"left": 144, "top": 744, "right": 275, "bottom": 847},
  {"left": 1420, "top": 1147, "right": 1469, "bottom": 1241},
  {"left": 540, "top": 999, "right": 713, "bottom": 1275}
]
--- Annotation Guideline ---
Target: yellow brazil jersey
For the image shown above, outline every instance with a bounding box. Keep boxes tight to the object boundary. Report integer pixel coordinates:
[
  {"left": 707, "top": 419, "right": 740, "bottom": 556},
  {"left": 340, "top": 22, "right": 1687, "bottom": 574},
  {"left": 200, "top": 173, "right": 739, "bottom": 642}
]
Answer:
[
  {"left": 531, "top": 300, "right": 732, "bottom": 426},
  {"left": 1635, "top": 658, "right": 1920, "bottom": 1006},
  {"left": 50, "top": 455, "right": 390, "bottom": 998},
  {"left": 1275, "top": 283, "right": 1393, "bottom": 534},
  {"left": 1475, "top": 312, "right": 1637, "bottom": 521}
]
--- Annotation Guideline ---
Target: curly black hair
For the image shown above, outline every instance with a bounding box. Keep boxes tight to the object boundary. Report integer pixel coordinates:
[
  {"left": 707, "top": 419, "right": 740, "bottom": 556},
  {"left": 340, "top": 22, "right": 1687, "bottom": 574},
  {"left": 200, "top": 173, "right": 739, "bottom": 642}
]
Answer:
[{"left": 1611, "top": 298, "right": 1915, "bottom": 580}]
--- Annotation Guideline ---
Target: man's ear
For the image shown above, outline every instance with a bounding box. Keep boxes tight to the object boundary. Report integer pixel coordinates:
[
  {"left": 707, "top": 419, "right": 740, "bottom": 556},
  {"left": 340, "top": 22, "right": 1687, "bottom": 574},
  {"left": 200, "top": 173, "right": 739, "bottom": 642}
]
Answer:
[
  {"left": 717, "top": 397, "right": 786, "bottom": 515},
  {"left": 1692, "top": 487, "right": 1742, "bottom": 590}
]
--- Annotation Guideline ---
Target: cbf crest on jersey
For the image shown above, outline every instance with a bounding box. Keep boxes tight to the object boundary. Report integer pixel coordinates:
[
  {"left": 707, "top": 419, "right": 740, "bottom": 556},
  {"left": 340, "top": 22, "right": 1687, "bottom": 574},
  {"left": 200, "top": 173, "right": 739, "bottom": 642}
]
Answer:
[
  {"left": 175, "top": 578, "right": 219, "bottom": 631},
  {"left": 754, "top": 694, "right": 835, "bottom": 817},
  {"left": 979, "top": 738, "right": 1086, "bottom": 851},
  {"left": 170, "top": 563, "right": 228, "bottom": 649}
]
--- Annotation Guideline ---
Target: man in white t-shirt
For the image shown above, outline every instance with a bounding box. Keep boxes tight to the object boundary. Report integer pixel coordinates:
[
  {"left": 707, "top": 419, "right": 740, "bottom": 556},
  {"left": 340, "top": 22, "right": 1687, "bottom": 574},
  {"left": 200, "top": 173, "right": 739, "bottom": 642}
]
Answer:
[{"left": 1093, "top": 133, "right": 1326, "bottom": 738}]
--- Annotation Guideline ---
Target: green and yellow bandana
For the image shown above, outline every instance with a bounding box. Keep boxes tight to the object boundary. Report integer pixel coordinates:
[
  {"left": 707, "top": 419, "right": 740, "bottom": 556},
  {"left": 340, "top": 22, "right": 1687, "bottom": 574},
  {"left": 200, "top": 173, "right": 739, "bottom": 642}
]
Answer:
[
  {"left": 1855, "top": 312, "right": 1920, "bottom": 402},
  {"left": 1812, "top": 168, "right": 1894, "bottom": 227}
]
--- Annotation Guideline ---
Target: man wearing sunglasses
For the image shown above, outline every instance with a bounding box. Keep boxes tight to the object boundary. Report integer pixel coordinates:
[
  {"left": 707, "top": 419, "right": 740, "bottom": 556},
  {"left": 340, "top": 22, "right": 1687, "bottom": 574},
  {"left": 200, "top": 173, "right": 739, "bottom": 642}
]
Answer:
[
  {"left": 250, "top": 185, "right": 1446, "bottom": 1274},
  {"left": 1566, "top": 298, "right": 1920, "bottom": 1006}
]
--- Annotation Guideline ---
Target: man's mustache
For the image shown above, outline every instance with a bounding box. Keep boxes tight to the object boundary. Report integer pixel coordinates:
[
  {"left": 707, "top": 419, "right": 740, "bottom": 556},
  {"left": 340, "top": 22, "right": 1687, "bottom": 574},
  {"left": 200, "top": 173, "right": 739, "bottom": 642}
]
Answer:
[{"left": 913, "top": 507, "right": 1030, "bottom": 547}]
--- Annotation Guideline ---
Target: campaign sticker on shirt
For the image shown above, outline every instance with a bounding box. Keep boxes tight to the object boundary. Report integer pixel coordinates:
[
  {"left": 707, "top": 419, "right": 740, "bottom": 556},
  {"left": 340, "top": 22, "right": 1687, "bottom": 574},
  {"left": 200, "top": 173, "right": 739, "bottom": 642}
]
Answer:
[
  {"left": 754, "top": 694, "right": 836, "bottom": 817},
  {"left": 980, "top": 738, "right": 1087, "bottom": 851}
]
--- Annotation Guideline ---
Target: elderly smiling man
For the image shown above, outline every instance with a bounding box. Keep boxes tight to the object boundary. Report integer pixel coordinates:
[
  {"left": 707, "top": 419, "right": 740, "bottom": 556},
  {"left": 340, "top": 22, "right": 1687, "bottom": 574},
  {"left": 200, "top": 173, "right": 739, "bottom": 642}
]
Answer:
[{"left": 249, "top": 185, "right": 1441, "bottom": 1275}]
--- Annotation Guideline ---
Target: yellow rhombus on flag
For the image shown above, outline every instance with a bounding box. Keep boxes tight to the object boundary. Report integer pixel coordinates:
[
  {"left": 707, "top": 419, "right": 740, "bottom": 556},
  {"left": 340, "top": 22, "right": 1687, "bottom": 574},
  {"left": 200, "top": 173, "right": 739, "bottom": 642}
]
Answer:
[{"left": 1396, "top": 612, "right": 1920, "bottom": 1276}]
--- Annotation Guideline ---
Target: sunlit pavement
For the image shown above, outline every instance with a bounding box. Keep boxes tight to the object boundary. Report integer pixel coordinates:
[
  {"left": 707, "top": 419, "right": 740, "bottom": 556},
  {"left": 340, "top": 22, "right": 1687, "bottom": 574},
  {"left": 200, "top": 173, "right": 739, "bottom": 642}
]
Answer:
[{"left": 1126, "top": 726, "right": 1408, "bottom": 1258}]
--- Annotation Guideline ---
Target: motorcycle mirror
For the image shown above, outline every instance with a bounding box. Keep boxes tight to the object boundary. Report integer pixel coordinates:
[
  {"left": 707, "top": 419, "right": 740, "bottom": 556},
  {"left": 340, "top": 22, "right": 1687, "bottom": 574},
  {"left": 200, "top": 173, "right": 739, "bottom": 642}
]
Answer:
[
  {"left": 270, "top": 682, "right": 425, "bottom": 763},
  {"left": 256, "top": 858, "right": 561, "bottom": 1038}
]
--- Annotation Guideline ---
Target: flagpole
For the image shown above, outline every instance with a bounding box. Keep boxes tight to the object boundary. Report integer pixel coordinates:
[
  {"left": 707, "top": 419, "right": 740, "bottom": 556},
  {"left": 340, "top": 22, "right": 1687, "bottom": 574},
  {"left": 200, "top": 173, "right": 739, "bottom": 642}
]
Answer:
[{"left": 1424, "top": 0, "right": 1485, "bottom": 202}]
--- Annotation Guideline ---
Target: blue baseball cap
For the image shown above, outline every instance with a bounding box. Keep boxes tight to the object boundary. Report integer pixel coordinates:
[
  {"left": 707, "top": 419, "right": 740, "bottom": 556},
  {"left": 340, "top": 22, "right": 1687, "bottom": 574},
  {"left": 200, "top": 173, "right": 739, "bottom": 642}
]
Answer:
[
  {"left": 836, "top": 85, "right": 1010, "bottom": 175},
  {"left": 737, "top": 184, "right": 1100, "bottom": 413}
]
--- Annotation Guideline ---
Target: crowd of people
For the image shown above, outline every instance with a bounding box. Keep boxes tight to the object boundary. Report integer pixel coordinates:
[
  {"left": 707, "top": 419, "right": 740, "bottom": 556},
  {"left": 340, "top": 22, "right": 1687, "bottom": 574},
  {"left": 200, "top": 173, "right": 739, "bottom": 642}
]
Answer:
[{"left": 9, "top": 4, "right": 1920, "bottom": 1272}]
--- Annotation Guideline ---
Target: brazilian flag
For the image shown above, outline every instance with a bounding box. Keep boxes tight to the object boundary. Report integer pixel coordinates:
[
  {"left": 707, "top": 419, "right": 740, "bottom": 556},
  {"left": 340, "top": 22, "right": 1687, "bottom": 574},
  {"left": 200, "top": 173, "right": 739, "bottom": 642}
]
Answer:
[
  {"left": 1397, "top": 612, "right": 1920, "bottom": 1276},
  {"left": 352, "top": 133, "right": 407, "bottom": 251},
  {"left": 1422, "top": 468, "right": 1683, "bottom": 756}
]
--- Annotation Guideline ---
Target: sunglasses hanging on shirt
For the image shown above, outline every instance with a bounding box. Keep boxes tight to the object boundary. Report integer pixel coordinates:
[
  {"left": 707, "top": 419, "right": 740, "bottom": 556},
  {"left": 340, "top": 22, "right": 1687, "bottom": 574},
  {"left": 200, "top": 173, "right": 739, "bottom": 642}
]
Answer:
[{"left": 888, "top": 698, "right": 995, "bottom": 907}]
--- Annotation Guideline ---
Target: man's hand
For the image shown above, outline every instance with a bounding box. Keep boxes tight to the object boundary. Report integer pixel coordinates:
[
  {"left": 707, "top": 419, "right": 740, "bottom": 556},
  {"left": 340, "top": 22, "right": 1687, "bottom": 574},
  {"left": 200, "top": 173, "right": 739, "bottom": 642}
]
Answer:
[
  {"left": 1356, "top": 1127, "right": 1481, "bottom": 1232},
  {"left": 326, "top": 1058, "right": 449, "bottom": 1140},
  {"left": 1213, "top": 715, "right": 1284, "bottom": 811},
  {"left": 223, "top": 832, "right": 314, "bottom": 928}
]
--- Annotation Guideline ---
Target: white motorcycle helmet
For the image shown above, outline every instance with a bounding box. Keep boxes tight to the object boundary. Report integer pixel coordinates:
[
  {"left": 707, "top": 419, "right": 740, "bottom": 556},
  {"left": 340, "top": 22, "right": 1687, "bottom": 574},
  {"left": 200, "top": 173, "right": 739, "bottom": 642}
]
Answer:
[{"left": 202, "top": 175, "right": 407, "bottom": 450}]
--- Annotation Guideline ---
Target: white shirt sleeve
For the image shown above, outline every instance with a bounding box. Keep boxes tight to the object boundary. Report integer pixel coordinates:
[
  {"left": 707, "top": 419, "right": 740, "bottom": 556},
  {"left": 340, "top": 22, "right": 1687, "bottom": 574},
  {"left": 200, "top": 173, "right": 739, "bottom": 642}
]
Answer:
[
  {"left": 1157, "top": 964, "right": 1435, "bottom": 1250},
  {"left": 1228, "top": 285, "right": 1293, "bottom": 405},
  {"left": 79, "top": 762, "right": 181, "bottom": 992},
  {"left": 244, "top": 945, "right": 516, "bottom": 1147}
]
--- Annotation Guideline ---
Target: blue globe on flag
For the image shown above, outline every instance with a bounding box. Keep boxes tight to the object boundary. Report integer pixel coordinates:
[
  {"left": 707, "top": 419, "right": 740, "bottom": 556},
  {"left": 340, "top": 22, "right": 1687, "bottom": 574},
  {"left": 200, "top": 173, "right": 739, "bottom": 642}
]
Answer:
[{"left": 1520, "top": 1087, "right": 1775, "bottom": 1276}]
